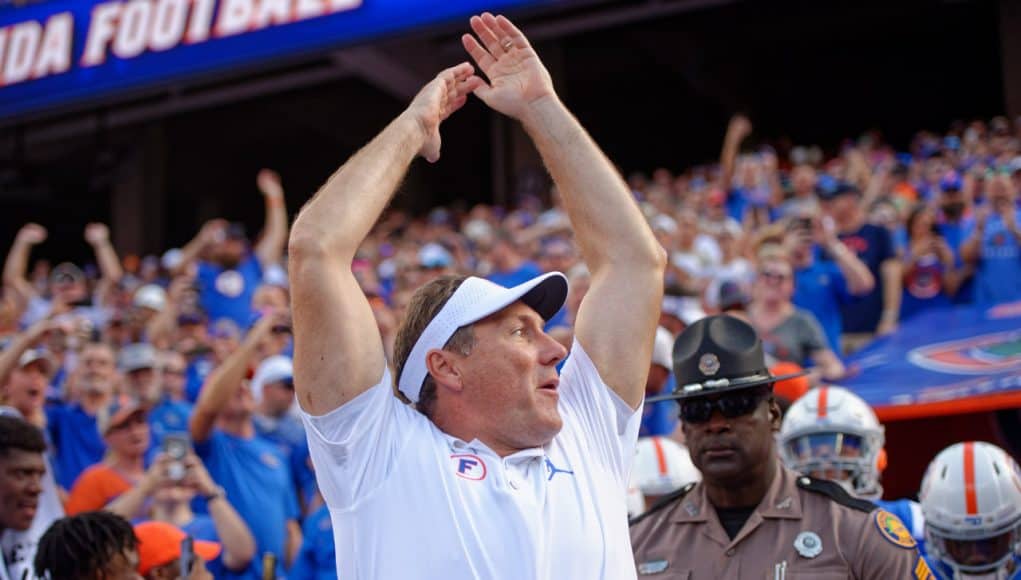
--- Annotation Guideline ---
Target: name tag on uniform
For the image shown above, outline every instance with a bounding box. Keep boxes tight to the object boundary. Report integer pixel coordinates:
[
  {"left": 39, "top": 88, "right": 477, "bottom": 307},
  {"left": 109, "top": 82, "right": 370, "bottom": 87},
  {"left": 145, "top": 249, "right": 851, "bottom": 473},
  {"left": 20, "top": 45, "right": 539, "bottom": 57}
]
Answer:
[{"left": 637, "top": 559, "right": 669, "bottom": 575}]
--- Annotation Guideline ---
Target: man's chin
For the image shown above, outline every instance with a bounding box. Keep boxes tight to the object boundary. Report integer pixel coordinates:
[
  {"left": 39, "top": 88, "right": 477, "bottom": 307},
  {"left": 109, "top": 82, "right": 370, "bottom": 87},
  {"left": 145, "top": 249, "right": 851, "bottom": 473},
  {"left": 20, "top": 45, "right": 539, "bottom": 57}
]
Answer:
[{"left": 531, "top": 414, "right": 563, "bottom": 447}]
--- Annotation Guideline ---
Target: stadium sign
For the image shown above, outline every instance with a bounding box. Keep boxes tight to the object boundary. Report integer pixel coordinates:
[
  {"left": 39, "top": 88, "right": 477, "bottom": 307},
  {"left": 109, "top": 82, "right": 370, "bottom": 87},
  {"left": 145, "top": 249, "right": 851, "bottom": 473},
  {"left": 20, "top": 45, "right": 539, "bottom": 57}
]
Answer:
[{"left": 0, "top": 0, "right": 551, "bottom": 121}]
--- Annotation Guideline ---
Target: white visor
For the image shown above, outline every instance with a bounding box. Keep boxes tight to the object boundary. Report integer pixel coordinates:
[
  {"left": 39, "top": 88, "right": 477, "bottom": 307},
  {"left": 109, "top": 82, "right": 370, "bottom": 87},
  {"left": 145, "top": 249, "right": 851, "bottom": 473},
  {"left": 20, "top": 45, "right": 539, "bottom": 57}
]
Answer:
[{"left": 397, "top": 273, "right": 568, "bottom": 403}]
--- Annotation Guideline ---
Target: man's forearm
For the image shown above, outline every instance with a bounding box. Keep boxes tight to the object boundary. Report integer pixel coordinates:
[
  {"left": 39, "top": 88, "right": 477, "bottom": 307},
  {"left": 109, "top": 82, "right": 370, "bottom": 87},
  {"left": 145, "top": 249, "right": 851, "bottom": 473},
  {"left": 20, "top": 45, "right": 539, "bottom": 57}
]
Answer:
[
  {"left": 209, "top": 497, "right": 256, "bottom": 570},
  {"left": 0, "top": 322, "right": 46, "bottom": 385},
  {"left": 256, "top": 189, "right": 289, "bottom": 266},
  {"left": 3, "top": 241, "right": 32, "bottom": 294},
  {"left": 291, "top": 113, "right": 424, "bottom": 261},
  {"left": 91, "top": 239, "right": 123, "bottom": 285},
  {"left": 285, "top": 520, "right": 302, "bottom": 568},
  {"left": 173, "top": 235, "right": 208, "bottom": 276},
  {"left": 519, "top": 97, "right": 661, "bottom": 272},
  {"left": 191, "top": 333, "right": 263, "bottom": 441},
  {"left": 880, "top": 260, "right": 902, "bottom": 324}
]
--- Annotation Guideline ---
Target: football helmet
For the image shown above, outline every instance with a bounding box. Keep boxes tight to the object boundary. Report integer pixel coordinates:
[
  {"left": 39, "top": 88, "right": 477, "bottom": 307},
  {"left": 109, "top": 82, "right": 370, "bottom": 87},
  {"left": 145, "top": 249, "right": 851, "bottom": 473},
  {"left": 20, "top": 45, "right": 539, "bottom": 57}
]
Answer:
[
  {"left": 778, "top": 386, "right": 885, "bottom": 499},
  {"left": 627, "top": 436, "right": 701, "bottom": 517},
  {"left": 920, "top": 442, "right": 1021, "bottom": 579}
]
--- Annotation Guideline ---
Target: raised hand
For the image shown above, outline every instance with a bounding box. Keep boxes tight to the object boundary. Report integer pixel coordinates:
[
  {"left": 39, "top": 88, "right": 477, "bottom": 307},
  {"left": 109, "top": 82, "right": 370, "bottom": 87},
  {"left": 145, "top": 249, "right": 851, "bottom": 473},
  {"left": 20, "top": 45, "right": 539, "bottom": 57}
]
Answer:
[
  {"left": 15, "top": 223, "right": 47, "bottom": 245},
  {"left": 728, "top": 115, "right": 752, "bottom": 140},
  {"left": 83, "top": 223, "right": 110, "bottom": 246},
  {"left": 257, "top": 169, "right": 284, "bottom": 198},
  {"left": 405, "top": 62, "right": 482, "bottom": 163},
  {"left": 461, "top": 13, "right": 555, "bottom": 120}
]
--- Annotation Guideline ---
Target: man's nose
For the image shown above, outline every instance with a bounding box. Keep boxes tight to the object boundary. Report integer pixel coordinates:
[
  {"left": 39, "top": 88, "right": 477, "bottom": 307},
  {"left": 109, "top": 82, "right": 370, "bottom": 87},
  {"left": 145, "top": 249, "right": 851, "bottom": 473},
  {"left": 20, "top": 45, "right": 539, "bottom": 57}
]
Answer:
[
  {"left": 539, "top": 331, "right": 568, "bottom": 366},
  {"left": 704, "top": 407, "right": 731, "bottom": 432}
]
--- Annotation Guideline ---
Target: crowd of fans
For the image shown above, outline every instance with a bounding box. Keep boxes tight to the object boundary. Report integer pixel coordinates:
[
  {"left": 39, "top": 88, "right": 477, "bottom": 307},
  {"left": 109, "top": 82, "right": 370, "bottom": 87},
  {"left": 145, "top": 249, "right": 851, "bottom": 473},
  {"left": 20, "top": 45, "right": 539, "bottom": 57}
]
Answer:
[{"left": 0, "top": 114, "right": 1019, "bottom": 578}]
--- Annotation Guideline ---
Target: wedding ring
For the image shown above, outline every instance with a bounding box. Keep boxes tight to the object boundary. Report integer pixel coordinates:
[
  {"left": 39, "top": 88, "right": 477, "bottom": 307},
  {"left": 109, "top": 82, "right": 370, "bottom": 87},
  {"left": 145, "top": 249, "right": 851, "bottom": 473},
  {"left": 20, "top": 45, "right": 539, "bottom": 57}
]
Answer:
[{"left": 501, "top": 39, "right": 513, "bottom": 51}]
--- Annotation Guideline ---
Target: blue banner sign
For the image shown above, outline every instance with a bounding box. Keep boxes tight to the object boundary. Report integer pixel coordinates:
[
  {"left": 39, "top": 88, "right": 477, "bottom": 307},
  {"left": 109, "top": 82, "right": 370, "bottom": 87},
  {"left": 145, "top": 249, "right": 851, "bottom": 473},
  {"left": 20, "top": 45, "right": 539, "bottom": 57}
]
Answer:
[
  {"left": 0, "top": 0, "right": 555, "bottom": 121},
  {"left": 844, "top": 300, "right": 1021, "bottom": 420}
]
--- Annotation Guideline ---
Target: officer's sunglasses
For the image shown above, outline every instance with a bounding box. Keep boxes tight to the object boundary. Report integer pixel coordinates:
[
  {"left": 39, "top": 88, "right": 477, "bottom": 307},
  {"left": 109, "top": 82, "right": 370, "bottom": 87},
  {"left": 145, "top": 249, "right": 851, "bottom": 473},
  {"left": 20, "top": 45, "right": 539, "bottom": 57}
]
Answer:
[{"left": 680, "top": 387, "right": 771, "bottom": 424}]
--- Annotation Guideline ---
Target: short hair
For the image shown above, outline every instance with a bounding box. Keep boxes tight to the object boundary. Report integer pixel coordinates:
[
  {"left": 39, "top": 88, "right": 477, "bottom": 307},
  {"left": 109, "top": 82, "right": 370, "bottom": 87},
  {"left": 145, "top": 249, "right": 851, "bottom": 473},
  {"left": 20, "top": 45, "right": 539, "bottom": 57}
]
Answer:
[
  {"left": 0, "top": 415, "right": 45, "bottom": 460},
  {"left": 392, "top": 275, "right": 476, "bottom": 419},
  {"left": 34, "top": 511, "right": 137, "bottom": 580}
]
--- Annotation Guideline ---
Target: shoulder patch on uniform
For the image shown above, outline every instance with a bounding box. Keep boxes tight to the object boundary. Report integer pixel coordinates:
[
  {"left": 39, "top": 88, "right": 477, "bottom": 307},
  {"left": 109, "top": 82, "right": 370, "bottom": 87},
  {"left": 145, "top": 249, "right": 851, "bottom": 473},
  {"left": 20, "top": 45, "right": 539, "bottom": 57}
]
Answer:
[
  {"left": 796, "top": 475, "right": 876, "bottom": 513},
  {"left": 629, "top": 482, "right": 696, "bottom": 527},
  {"left": 874, "top": 509, "right": 917, "bottom": 549}
]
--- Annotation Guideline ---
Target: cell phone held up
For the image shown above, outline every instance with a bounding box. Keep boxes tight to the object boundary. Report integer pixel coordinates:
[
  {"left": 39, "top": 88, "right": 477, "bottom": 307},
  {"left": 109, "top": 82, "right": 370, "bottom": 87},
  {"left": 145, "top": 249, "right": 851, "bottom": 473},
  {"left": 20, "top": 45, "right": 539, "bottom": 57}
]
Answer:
[
  {"left": 163, "top": 433, "right": 189, "bottom": 482},
  {"left": 180, "top": 536, "right": 194, "bottom": 578}
]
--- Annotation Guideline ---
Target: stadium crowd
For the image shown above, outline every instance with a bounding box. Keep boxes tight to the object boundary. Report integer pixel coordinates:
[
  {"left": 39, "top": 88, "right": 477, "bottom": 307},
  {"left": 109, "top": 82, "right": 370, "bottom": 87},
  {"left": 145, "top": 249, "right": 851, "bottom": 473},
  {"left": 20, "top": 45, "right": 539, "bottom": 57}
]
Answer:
[{"left": 1, "top": 109, "right": 1020, "bottom": 579}]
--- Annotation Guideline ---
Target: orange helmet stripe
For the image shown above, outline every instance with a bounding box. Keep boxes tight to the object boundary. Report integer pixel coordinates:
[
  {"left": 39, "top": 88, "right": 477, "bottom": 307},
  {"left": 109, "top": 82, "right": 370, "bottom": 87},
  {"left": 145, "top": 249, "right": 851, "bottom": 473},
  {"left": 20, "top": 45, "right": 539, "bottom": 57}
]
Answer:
[
  {"left": 817, "top": 387, "right": 829, "bottom": 419},
  {"left": 963, "top": 442, "right": 978, "bottom": 515},
  {"left": 652, "top": 437, "right": 668, "bottom": 476}
]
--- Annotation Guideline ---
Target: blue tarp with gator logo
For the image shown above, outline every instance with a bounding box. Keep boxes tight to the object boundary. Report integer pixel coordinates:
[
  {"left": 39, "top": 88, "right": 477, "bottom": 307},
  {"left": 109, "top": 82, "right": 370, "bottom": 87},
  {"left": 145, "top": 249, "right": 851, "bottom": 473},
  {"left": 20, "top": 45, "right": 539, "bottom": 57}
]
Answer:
[{"left": 843, "top": 300, "right": 1021, "bottom": 420}]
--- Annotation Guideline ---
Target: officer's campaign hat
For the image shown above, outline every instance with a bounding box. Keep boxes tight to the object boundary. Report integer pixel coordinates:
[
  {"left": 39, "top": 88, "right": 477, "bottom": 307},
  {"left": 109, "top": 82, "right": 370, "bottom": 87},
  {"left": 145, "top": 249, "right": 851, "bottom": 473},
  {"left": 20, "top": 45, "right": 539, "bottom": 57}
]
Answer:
[{"left": 648, "top": 315, "right": 807, "bottom": 402}]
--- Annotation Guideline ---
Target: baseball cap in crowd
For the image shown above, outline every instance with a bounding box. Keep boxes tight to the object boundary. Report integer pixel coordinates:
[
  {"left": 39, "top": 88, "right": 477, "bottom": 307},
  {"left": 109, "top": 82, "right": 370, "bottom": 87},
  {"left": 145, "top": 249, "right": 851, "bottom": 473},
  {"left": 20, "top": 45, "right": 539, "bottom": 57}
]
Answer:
[
  {"left": 225, "top": 222, "right": 248, "bottom": 241},
  {"left": 161, "top": 248, "right": 183, "bottom": 271},
  {"left": 816, "top": 181, "right": 861, "bottom": 202},
  {"left": 418, "top": 243, "right": 453, "bottom": 269},
  {"left": 119, "top": 343, "right": 157, "bottom": 374},
  {"left": 1008, "top": 156, "right": 1021, "bottom": 174},
  {"left": 50, "top": 263, "right": 85, "bottom": 286},
  {"left": 652, "top": 327, "right": 674, "bottom": 370},
  {"left": 177, "top": 310, "right": 207, "bottom": 327},
  {"left": 462, "top": 219, "right": 494, "bottom": 244},
  {"left": 17, "top": 349, "right": 54, "bottom": 375},
  {"left": 209, "top": 319, "right": 241, "bottom": 340},
  {"left": 770, "top": 361, "right": 811, "bottom": 403},
  {"left": 133, "top": 285, "right": 167, "bottom": 312},
  {"left": 428, "top": 208, "right": 452, "bottom": 226},
  {"left": 661, "top": 294, "right": 706, "bottom": 326},
  {"left": 718, "top": 280, "right": 749, "bottom": 312},
  {"left": 134, "top": 521, "right": 221, "bottom": 576},
  {"left": 263, "top": 264, "right": 289, "bottom": 288},
  {"left": 939, "top": 170, "right": 963, "bottom": 192},
  {"left": 398, "top": 273, "right": 568, "bottom": 403},
  {"left": 649, "top": 214, "right": 678, "bottom": 235},
  {"left": 250, "top": 355, "right": 293, "bottom": 403},
  {"left": 97, "top": 400, "right": 147, "bottom": 435}
]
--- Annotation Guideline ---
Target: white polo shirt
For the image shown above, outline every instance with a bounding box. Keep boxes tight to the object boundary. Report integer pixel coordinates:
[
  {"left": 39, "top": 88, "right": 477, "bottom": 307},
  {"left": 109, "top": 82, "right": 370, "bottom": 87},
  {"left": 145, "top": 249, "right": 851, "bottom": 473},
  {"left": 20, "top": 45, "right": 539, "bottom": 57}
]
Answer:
[{"left": 301, "top": 341, "right": 642, "bottom": 579}]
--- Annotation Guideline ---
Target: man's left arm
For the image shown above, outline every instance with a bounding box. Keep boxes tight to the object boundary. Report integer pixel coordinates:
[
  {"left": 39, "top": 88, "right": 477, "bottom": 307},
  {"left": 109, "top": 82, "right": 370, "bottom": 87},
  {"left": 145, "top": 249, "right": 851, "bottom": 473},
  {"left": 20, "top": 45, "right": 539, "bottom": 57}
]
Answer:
[
  {"left": 285, "top": 519, "right": 303, "bottom": 569},
  {"left": 853, "top": 512, "right": 933, "bottom": 579},
  {"left": 875, "top": 225, "right": 901, "bottom": 336},
  {"left": 462, "top": 14, "right": 665, "bottom": 409},
  {"left": 877, "top": 258, "right": 902, "bottom": 336}
]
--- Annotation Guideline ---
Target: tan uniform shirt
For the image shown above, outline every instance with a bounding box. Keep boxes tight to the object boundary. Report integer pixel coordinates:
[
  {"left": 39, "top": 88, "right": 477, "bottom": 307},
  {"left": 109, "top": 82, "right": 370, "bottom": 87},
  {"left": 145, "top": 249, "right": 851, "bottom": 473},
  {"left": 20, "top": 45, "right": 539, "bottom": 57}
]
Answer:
[{"left": 630, "top": 461, "right": 934, "bottom": 579}]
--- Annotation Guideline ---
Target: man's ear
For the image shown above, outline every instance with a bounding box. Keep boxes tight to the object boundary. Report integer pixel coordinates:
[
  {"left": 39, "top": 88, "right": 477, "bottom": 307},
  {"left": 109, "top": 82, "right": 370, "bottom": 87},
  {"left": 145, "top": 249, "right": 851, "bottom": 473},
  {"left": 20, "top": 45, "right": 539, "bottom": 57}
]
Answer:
[
  {"left": 424, "top": 349, "right": 464, "bottom": 393},
  {"left": 768, "top": 398, "right": 783, "bottom": 432}
]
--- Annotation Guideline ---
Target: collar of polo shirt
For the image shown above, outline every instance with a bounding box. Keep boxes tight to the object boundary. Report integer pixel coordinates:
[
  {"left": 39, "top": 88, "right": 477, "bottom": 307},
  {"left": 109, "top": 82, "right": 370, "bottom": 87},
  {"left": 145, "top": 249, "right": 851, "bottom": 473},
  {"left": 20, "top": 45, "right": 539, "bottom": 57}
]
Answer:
[{"left": 397, "top": 273, "right": 569, "bottom": 403}]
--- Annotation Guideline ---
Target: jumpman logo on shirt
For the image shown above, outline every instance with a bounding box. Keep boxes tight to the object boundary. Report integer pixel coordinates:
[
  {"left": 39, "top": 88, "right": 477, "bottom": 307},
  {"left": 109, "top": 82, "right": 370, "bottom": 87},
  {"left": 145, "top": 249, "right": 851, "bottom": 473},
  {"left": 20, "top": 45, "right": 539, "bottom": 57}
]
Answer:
[{"left": 545, "top": 457, "right": 574, "bottom": 481}]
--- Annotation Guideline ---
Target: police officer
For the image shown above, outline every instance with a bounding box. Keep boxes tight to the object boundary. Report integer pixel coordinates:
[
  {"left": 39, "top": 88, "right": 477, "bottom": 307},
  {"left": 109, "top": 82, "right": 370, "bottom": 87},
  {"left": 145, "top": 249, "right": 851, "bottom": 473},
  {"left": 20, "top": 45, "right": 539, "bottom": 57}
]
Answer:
[{"left": 630, "top": 315, "right": 933, "bottom": 579}]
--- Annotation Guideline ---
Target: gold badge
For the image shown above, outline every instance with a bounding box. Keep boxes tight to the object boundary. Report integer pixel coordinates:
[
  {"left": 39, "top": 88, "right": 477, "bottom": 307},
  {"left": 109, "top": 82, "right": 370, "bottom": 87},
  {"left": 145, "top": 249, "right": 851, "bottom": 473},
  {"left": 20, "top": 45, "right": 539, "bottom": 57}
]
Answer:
[{"left": 698, "top": 353, "right": 720, "bottom": 376}]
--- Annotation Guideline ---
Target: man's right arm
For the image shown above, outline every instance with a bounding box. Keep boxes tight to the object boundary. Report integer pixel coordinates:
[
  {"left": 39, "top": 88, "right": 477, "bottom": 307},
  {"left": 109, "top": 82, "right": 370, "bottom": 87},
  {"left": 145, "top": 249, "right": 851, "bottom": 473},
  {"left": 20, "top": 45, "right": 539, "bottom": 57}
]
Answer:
[
  {"left": 289, "top": 63, "right": 480, "bottom": 416},
  {"left": 190, "top": 315, "right": 278, "bottom": 443},
  {"left": 716, "top": 114, "right": 751, "bottom": 193}
]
